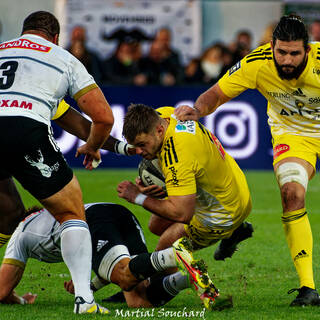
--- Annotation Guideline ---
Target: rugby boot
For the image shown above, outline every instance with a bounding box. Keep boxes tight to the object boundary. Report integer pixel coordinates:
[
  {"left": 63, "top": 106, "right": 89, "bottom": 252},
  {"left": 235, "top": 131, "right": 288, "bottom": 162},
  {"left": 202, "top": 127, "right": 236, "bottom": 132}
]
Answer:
[
  {"left": 288, "top": 286, "right": 320, "bottom": 306},
  {"left": 74, "top": 296, "right": 110, "bottom": 314},
  {"left": 214, "top": 222, "right": 253, "bottom": 261}
]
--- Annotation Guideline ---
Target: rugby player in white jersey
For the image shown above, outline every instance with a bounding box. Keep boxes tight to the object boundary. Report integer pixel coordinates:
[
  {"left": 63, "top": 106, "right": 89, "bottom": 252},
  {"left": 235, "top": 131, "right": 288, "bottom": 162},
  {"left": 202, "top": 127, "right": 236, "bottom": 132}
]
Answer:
[
  {"left": 0, "top": 11, "right": 114, "bottom": 314},
  {"left": 0, "top": 203, "right": 222, "bottom": 311},
  {"left": 175, "top": 15, "right": 320, "bottom": 306}
]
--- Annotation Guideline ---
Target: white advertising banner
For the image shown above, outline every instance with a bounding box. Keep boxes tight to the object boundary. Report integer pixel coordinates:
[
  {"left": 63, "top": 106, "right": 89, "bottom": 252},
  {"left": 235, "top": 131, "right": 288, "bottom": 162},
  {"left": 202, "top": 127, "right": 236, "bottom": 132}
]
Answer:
[{"left": 59, "top": 0, "right": 202, "bottom": 64}]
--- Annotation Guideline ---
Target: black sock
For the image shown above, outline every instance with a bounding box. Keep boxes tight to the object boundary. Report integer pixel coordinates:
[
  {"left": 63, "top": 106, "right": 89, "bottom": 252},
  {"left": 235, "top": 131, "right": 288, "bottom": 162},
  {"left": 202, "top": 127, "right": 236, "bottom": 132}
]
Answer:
[
  {"left": 129, "top": 252, "right": 156, "bottom": 280},
  {"left": 146, "top": 274, "right": 177, "bottom": 307}
]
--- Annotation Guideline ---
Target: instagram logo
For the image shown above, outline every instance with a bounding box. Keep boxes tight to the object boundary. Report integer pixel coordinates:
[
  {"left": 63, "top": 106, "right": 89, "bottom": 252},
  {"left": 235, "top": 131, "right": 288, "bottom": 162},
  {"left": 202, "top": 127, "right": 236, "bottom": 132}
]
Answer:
[{"left": 204, "top": 101, "right": 258, "bottom": 159}]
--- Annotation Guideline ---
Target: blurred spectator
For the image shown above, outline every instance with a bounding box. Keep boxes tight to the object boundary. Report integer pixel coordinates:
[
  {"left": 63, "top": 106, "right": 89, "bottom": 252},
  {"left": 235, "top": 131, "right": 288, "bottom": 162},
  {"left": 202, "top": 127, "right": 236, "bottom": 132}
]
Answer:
[
  {"left": 102, "top": 40, "right": 142, "bottom": 85},
  {"left": 67, "top": 26, "right": 103, "bottom": 83},
  {"left": 229, "top": 29, "right": 253, "bottom": 63},
  {"left": 101, "top": 28, "right": 150, "bottom": 86},
  {"left": 220, "top": 46, "right": 234, "bottom": 75},
  {"left": 154, "top": 28, "right": 182, "bottom": 67},
  {"left": 310, "top": 20, "right": 320, "bottom": 42},
  {"left": 259, "top": 22, "right": 277, "bottom": 46},
  {"left": 183, "top": 43, "right": 224, "bottom": 85},
  {"left": 139, "top": 35, "right": 183, "bottom": 86}
]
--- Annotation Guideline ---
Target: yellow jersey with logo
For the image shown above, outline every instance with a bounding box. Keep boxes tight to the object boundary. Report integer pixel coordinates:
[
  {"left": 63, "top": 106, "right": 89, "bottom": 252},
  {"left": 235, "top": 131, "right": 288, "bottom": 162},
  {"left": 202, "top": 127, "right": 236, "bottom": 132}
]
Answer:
[
  {"left": 156, "top": 107, "right": 251, "bottom": 229},
  {"left": 219, "top": 42, "right": 320, "bottom": 137}
]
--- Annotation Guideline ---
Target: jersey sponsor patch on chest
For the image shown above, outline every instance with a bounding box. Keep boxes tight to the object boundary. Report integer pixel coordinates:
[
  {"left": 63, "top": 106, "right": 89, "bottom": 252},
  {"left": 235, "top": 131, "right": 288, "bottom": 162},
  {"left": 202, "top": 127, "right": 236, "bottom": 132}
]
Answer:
[
  {"left": 175, "top": 120, "right": 196, "bottom": 134},
  {"left": 0, "top": 39, "right": 51, "bottom": 52}
]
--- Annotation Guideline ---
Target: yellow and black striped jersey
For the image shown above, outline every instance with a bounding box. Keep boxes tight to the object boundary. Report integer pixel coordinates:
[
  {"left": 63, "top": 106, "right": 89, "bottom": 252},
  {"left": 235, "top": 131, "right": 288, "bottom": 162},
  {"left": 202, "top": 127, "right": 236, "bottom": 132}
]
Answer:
[
  {"left": 219, "top": 42, "right": 320, "bottom": 137},
  {"left": 156, "top": 107, "right": 251, "bottom": 228}
]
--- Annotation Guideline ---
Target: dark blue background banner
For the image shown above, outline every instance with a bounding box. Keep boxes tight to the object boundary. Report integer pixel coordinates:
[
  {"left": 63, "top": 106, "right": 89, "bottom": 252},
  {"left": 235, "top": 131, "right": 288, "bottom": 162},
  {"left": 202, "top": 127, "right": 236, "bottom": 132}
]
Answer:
[{"left": 52, "top": 86, "right": 273, "bottom": 170}]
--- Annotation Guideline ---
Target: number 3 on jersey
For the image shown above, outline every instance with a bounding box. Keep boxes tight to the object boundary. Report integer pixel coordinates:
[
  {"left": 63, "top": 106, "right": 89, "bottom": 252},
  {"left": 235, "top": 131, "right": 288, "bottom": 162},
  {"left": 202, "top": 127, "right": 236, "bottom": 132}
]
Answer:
[{"left": 0, "top": 61, "right": 18, "bottom": 89}]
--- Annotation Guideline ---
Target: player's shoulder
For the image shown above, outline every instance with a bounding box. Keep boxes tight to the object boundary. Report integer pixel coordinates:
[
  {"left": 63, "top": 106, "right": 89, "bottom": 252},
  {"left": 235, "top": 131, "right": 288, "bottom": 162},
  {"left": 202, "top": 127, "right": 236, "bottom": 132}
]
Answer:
[
  {"left": 243, "top": 43, "right": 273, "bottom": 66},
  {"left": 156, "top": 106, "right": 175, "bottom": 118},
  {"left": 308, "top": 42, "right": 320, "bottom": 60}
]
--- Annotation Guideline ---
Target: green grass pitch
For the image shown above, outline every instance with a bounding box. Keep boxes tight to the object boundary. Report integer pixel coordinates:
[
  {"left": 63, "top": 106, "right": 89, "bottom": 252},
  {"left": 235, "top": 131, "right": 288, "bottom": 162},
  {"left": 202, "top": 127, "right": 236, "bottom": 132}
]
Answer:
[{"left": 1, "top": 169, "right": 320, "bottom": 320}]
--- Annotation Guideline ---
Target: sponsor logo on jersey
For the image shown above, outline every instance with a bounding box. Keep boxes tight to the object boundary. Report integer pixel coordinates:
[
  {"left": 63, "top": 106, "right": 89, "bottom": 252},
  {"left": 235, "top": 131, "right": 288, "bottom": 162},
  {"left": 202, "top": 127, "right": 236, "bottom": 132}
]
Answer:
[
  {"left": 229, "top": 61, "right": 241, "bottom": 75},
  {"left": 0, "top": 99, "right": 32, "bottom": 109},
  {"left": 168, "top": 166, "right": 179, "bottom": 186},
  {"left": 175, "top": 120, "right": 195, "bottom": 134},
  {"left": 313, "top": 68, "right": 320, "bottom": 75},
  {"left": 295, "top": 100, "right": 305, "bottom": 109},
  {"left": 0, "top": 39, "right": 51, "bottom": 52},
  {"left": 292, "top": 88, "right": 306, "bottom": 97},
  {"left": 267, "top": 91, "right": 291, "bottom": 100},
  {"left": 308, "top": 97, "right": 320, "bottom": 104},
  {"left": 273, "top": 144, "right": 290, "bottom": 159}
]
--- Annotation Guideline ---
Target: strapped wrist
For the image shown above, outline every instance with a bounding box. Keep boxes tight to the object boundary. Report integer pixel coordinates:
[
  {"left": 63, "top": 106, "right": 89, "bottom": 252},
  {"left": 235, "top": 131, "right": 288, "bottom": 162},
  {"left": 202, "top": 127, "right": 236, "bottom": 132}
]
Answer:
[
  {"left": 134, "top": 193, "right": 147, "bottom": 206},
  {"left": 115, "top": 141, "right": 132, "bottom": 155}
]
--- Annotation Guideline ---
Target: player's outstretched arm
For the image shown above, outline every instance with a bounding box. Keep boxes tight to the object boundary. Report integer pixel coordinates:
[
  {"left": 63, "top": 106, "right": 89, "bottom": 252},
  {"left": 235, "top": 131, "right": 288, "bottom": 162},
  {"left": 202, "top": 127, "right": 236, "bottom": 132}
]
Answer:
[
  {"left": 174, "top": 83, "right": 230, "bottom": 121},
  {"left": 55, "top": 107, "right": 136, "bottom": 155},
  {"left": 0, "top": 263, "right": 36, "bottom": 304}
]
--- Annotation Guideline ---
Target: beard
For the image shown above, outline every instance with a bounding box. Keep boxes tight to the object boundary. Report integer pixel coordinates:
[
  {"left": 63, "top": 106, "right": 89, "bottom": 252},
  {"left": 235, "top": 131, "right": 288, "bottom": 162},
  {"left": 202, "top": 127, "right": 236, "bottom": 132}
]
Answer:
[{"left": 274, "top": 54, "right": 307, "bottom": 80}]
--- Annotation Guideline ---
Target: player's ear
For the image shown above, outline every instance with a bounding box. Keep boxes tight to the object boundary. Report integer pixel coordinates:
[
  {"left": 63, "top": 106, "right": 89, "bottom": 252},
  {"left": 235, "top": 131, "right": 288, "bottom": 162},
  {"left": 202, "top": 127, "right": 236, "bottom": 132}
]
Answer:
[
  {"left": 156, "top": 123, "right": 165, "bottom": 138},
  {"left": 306, "top": 44, "right": 311, "bottom": 54},
  {"left": 270, "top": 40, "right": 274, "bottom": 49},
  {"left": 53, "top": 34, "right": 59, "bottom": 45}
]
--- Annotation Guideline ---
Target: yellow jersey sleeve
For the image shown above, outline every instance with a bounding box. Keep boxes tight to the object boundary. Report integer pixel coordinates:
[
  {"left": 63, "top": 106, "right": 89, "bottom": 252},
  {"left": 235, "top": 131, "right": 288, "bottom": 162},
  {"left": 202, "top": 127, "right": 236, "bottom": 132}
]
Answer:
[
  {"left": 219, "top": 44, "right": 272, "bottom": 98},
  {"left": 51, "top": 100, "right": 70, "bottom": 120}
]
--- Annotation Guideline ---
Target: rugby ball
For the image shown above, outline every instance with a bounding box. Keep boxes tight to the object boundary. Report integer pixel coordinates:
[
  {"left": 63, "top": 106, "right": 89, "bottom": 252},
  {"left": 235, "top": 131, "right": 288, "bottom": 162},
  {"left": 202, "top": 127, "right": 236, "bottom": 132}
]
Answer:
[{"left": 138, "top": 158, "right": 166, "bottom": 192}]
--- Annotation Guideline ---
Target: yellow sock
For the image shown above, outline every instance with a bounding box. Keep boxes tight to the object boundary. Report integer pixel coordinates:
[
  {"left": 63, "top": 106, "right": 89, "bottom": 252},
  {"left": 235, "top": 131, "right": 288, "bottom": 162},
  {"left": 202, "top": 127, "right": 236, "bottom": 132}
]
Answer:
[
  {"left": 282, "top": 208, "right": 314, "bottom": 289},
  {"left": 0, "top": 233, "right": 11, "bottom": 248}
]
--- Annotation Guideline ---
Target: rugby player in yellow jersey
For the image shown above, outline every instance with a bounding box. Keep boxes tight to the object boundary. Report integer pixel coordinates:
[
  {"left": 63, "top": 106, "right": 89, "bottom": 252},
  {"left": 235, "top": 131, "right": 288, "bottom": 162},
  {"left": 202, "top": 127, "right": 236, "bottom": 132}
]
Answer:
[
  {"left": 117, "top": 103, "right": 253, "bottom": 267},
  {"left": 175, "top": 14, "right": 320, "bottom": 307}
]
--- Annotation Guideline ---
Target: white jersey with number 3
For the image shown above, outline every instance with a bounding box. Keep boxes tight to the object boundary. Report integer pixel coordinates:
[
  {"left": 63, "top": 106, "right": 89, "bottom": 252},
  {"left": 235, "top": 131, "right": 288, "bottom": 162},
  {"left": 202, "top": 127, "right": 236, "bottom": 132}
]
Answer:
[{"left": 0, "top": 34, "right": 96, "bottom": 125}]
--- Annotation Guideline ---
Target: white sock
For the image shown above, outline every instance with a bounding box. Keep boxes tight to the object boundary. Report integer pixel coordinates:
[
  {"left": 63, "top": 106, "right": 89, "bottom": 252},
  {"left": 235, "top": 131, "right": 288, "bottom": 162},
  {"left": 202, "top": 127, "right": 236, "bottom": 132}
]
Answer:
[
  {"left": 163, "top": 272, "right": 190, "bottom": 296},
  {"left": 150, "top": 248, "right": 176, "bottom": 271},
  {"left": 61, "top": 220, "right": 94, "bottom": 302}
]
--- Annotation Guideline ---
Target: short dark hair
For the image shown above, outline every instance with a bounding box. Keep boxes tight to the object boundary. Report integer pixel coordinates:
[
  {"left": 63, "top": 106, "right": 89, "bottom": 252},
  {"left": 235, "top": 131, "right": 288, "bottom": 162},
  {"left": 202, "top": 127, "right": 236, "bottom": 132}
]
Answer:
[
  {"left": 273, "top": 14, "right": 309, "bottom": 49},
  {"left": 22, "top": 11, "right": 60, "bottom": 38},
  {"left": 123, "top": 104, "right": 160, "bottom": 143}
]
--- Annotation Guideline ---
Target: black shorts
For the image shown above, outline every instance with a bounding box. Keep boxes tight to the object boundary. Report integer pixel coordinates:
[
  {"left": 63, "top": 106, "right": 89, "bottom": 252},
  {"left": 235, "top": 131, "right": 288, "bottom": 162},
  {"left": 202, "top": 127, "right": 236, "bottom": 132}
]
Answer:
[
  {"left": 85, "top": 203, "right": 148, "bottom": 275},
  {"left": 0, "top": 116, "right": 73, "bottom": 199}
]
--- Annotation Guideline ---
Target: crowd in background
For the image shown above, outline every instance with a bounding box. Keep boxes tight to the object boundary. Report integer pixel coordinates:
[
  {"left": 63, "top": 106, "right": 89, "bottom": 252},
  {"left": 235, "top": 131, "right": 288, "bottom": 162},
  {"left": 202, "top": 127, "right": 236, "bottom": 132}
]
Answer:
[{"left": 67, "top": 19, "right": 320, "bottom": 87}]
